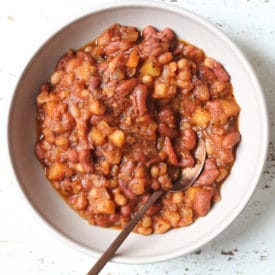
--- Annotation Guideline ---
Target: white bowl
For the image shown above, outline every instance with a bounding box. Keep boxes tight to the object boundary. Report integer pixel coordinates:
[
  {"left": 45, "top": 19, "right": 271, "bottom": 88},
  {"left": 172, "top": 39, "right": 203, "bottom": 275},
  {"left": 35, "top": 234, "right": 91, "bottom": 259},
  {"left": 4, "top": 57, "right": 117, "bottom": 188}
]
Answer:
[{"left": 8, "top": 1, "right": 269, "bottom": 264}]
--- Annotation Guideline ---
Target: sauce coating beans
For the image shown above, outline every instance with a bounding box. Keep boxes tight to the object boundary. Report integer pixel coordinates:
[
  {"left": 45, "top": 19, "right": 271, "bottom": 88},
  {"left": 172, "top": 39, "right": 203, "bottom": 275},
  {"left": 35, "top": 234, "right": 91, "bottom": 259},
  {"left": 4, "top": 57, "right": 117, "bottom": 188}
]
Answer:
[{"left": 35, "top": 24, "right": 241, "bottom": 234}]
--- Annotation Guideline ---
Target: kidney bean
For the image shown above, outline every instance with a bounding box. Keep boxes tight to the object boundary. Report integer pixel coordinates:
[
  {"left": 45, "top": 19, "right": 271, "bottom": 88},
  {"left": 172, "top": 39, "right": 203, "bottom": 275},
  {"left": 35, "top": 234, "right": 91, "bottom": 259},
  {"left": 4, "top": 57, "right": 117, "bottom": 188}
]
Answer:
[
  {"left": 197, "top": 168, "right": 219, "bottom": 186},
  {"left": 146, "top": 204, "right": 162, "bottom": 216},
  {"left": 213, "top": 61, "right": 230, "bottom": 82},
  {"left": 161, "top": 28, "right": 175, "bottom": 41},
  {"left": 198, "top": 65, "right": 215, "bottom": 81},
  {"left": 61, "top": 112, "right": 75, "bottom": 132},
  {"left": 132, "top": 150, "right": 146, "bottom": 162},
  {"left": 89, "top": 114, "right": 105, "bottom": 126},
  {"left": 181, "top": 96, "right": 197, "bottom": 115},
  {"left": 101, "top": 143, "right": 122, "bottom": 165},
  {"left": 109, "top": 213, "right": 120, "bottom": 223},
  {"left": 181, "top": 128, "right": 197, "bottom": 150},
  {"left": 218, "top": 149, "right": 234, "bottom": 164},
  {"left": 206, "top": 100, "right": 224, "bottom": 118},
  {"left": 142, "top": 25, "right": 157, "bottom": 38},
  {"left": 204, "top": 158, "right": 217, "bottom": 170},
  {"left": 35, "top": 143, "right": 45, "bottom": 160},
  {"left": 116, "top": 79, "right": 137, "bottom": 96},
  {"left": 163, "top": 137, "right": 178, "bottom": 166},
  {"left": 158, "top": 123, "right": 178, "bottom": 139},
  {"left": 119, "top": 181, "right": 137, "bottom": 200},
  {"left": 145, "top": 157, "right": 161, "bottom": 168},
  {"left": 39, "top": 82, "right": 50, "bottom": 93},
  {"left": 76, "top": 50, "right": 94, "bottom": 64},
  {"left": 56, "top": 51, "right": 75, "bottom": 70},
  {"left": 197, "top": 159, "right": 219, "bottom": 185},
  {"left": 120, "top": 203, "right": 132, "bottom": 217},
  {"left": 151, "top": 179, "right": 160, "bottom": 190},
  {"left": 179, "top": 152, "right": 195, "bottom": 168},
  {"left": 105, "top": 41, "right": 130, "bottom": 55},
  {"left": 210, "top": 80, "right": 230, "bottom": 98},
  {"left": 168, "top": 166, "right": 180, "bottom": 181},
  {"left": 159, "top": 109, "right": 175, "bottom": 126},
  {"left": 158, "top": 52, "right": 173, "bottom": 65},
  {"left": 78, "top": 149, "right": 94, "bottom": 173},
  {"left": 193, "top": 189, "right": 213, "bottom": 217},
  {"left": 133, "top": 84, "right": 148, "bottom": 116},
  {"left": 193, "top": 81, "right": 210, "bottom": 101},
  {"left": 66, "top": 148, "right": 79, "bottom": 163},
  {"left": 119, "top": 160, "right": 135, "bottom": 178},
  {"left": 94, "top": 214, "right": 112, "bottom": 227},
  {"left": 183, "top": 45, "right": 204, "bottom": 63},
  {"left": 141, "top": 38, "right": 162, "bottom": 57},
  {"left": 222, "top": 131, "right": 241, "bottom": 149},
  {"left": 87, "top": 76, "right": 101, "bottom": 91}
]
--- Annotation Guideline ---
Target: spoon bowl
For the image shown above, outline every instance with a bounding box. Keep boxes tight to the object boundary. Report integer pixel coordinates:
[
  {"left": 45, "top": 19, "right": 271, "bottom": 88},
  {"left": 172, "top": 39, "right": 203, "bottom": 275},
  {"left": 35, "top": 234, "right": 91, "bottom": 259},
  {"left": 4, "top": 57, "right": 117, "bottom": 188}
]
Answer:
[{"left": 171, "top": 138, "right": 206, "bottom": 193}]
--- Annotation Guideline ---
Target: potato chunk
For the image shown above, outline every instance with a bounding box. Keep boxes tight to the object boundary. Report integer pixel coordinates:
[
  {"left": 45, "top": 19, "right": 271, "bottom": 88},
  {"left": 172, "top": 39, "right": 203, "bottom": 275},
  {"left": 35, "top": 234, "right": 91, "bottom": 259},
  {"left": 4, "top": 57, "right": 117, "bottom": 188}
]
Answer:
[
  {"left": 109, "top": 130, "right": 125, "bottom": 147},
  {"left": 140, "top": 59, "right": 161, "bottom": 77},
  {"left": 47, "top": 162, "right": 73, "bottom": 181},
  {"left": 192, "top": 107, "right": 211, "bottom": 128},
  {"left": 219, "top": 99, "right": 240, "bottom": 117}
]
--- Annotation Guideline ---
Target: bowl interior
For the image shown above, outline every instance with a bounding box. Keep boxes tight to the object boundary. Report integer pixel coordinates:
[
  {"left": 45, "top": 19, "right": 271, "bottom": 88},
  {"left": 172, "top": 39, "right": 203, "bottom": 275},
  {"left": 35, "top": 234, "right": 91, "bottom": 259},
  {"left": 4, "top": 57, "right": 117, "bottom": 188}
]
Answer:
[{"left": 8, "top": 2, "right": 268, "bottom": 264}]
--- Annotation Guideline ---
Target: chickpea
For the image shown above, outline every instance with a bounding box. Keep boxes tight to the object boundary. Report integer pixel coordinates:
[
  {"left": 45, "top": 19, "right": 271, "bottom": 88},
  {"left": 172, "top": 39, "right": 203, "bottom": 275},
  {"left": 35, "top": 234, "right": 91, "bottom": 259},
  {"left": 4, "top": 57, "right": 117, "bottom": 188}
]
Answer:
[
  {"left": 176, "top": 79, "right": 193, "bottom": 90},
  {"left": 142, "top": 216, "right": 152, "bottom": 228},
  {"left": 150, "top": 165, "right": 159, "bottom": 179},
  {"left": 153, "top": 83, "right": 169, "bottom": 99},
  {"left": 89, "top": 128, "right": 105, "bottom": 146},
  {"left": 71, "top": 180, "right": 82, "bottom": 194},
  {"left": 100, "top": 160, "right": 111, "bottom": 175},
  {"left": 114, "top": 193, "right": 127, "bottom": 206},
  {"left": 163, "top": 210, "right": 180, "bottom": 227},
  {"left": 158, "top": 52, "right": 173, "bottom": 65},
  {"left": 177, "top": 58, "right": 189, "bottom": 70},
  {"left": 130, "top": 178, "right": 146, "bottom": 195},
  {"left": 55, "top": 136, "right": 69, "bottom": 149},
  {"left": 168, "top": 61, "right": 178, "bottom": 76},
  {"left": 172, "top": 192, "right": 184, "bottom": 204},
  {"left": 109, "top": 130, "right": 125, "bottom": 147},
  {"left": 135, "top": 166, "right": 146, "bottom": 178},
  {"left": 142, "top": 74, "right": 153, "bottom": 85},
  {"left": 153, "top": 217, "right": 171, "bottom": 234},
  {"left": 36, "top": 91, "right": 49, "bottom": 105},
  {"left": 58, "top": 89, "right": 70, "bottom": 100},
  {"left": 204, "top": 57, "right": 215, "bottom": 69},
  {"left": 70, "top": 104, "right": 80, "bottom": 119},
  {"left": 90, "top": 65, "right": 97, "bottom": 75},
  {"left": 137, "top": 226, "right": 153, "bottom": 235},
  {"left": 84, "top": 45, "right": 92, "bottom": 52},
  {"left": 109, "top": 179, "right": 118, "bottom": 188},
  {"left": 50, "top": 70, "right": 64, "bottom": 85},
  {"left": 89, "top": 99, "right": 106, "bottom": 115},
  {"left": 178, "top": 69, "right": 192, "bottom": 81}
]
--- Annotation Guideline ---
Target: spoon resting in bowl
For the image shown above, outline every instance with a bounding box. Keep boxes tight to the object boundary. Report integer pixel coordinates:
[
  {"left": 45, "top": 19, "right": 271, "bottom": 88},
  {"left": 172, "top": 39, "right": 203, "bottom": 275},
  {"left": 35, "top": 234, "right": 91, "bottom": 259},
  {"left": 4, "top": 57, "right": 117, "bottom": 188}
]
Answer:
[{"left": 88, "top": 138, "right": 206, "bottom": 275}]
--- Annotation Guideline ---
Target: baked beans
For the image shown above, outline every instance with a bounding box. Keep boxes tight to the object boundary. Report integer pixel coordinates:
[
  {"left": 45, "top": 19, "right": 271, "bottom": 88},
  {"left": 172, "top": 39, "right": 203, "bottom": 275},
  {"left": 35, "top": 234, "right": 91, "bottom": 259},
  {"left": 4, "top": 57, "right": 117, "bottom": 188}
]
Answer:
[{"left": 35, "top": 24, "right": 241, "bottom": 234}]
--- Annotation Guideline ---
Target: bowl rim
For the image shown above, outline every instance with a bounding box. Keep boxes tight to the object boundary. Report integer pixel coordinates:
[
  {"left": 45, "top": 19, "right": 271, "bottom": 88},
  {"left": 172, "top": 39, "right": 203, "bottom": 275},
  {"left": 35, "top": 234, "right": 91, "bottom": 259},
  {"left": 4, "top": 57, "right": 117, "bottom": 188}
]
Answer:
[{"left": 7, "top": 0, "right": 269, "bottom": 264}]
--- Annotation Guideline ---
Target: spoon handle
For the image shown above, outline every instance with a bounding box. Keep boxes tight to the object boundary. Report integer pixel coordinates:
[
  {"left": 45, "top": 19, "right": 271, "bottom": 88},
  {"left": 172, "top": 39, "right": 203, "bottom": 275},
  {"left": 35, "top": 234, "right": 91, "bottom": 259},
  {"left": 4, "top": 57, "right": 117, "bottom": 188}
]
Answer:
[{"left": 87, "top": 190, "right": 164, "bottom": 275}]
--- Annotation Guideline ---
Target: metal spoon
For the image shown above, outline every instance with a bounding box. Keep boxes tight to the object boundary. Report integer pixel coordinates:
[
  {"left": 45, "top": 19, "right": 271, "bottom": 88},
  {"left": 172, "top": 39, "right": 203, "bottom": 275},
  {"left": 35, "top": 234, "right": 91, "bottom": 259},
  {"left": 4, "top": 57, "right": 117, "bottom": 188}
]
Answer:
[{"left": 87, "top": 139, "right": 206, "bottom": 275}]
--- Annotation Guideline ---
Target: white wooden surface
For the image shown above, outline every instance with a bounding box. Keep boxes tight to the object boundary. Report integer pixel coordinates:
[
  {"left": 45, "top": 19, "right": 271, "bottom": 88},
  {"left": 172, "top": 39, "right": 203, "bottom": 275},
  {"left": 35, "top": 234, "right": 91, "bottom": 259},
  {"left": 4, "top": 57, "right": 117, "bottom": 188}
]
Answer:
[{"left": 1, "top": 0, "right": 275, "bottom": 274}]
